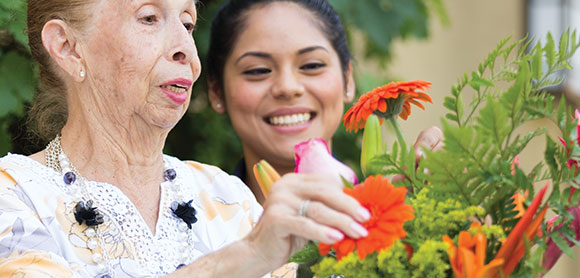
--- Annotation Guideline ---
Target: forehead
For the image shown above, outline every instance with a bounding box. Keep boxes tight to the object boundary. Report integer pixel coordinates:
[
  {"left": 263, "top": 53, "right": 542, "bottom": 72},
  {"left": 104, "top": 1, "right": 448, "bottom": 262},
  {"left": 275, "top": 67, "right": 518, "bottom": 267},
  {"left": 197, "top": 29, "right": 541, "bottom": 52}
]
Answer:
[
  {"left": 238, "top": 2, "right": 330, "bottom": 48},
  {"left": 115, "top": 0, "right": 197, "bottom": 13}
]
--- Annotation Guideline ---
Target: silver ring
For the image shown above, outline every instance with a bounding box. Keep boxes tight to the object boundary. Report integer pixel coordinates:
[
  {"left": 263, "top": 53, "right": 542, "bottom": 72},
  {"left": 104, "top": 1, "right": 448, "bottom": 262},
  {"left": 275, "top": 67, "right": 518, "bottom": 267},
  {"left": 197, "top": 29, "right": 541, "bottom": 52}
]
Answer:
[{"left": 299, "top": 200, "right": 311, "bottom": 217}]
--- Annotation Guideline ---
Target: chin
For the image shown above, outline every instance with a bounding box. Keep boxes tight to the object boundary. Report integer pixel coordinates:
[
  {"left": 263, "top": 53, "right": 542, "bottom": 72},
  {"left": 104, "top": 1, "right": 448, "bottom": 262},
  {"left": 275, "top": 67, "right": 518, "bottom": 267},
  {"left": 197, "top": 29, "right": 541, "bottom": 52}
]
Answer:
[{"left": 149, "top": 112, "right": 183, "bottom": 130}]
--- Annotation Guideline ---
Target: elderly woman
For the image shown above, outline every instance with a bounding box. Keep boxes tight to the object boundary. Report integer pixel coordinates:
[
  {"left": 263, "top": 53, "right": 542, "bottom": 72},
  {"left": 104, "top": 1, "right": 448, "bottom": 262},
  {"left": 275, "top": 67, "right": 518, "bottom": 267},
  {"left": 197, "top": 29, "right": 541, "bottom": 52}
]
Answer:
[{"left": 0, "top": 0, "right": 370, "bottom": 277}]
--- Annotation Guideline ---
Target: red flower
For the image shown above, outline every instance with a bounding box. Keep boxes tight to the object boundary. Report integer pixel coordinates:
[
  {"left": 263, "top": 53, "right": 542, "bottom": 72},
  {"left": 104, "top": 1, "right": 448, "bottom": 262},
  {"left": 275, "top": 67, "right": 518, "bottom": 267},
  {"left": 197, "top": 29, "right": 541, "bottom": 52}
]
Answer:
[
  {"left": 559, "top": 109, "right": 580, "bottom": 169},
  {"left": 492, "top": 183, "right": 548, "bottom": 277},
  {"left": 343, "top": 80, "right": 432, "bottom": 132},
  {"left": 318, "top": 175, "right": 414, "bottom": 260}
]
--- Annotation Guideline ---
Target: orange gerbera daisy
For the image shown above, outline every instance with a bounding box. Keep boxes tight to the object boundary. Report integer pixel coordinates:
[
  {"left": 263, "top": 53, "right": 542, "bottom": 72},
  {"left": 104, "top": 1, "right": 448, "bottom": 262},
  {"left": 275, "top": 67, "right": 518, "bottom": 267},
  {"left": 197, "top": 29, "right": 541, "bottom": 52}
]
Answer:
[
  {"left": 343, "top": 80, "right": 432, "bottom": 132},
  {"left": 318, "top": 175, "right": 414, "bottom": 260}
]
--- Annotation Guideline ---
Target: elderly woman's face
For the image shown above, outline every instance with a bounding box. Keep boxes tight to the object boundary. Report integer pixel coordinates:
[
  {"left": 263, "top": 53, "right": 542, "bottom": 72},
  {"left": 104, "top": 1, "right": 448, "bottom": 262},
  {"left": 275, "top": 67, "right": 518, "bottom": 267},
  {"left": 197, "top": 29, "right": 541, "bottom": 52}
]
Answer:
[{"left": 81, "top": 0, "right": 200, "bottom": 129}]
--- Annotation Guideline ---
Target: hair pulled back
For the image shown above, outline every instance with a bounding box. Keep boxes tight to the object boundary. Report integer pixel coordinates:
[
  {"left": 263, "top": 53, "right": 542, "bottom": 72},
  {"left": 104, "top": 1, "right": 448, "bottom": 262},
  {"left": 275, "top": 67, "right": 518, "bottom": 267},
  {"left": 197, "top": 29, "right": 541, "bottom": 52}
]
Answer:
[
  {"left": 27, "top": 0, "right": 91, "bottom": 142},
  {"left": 206, "top": 0, "right": 351, "bottom": 94}
]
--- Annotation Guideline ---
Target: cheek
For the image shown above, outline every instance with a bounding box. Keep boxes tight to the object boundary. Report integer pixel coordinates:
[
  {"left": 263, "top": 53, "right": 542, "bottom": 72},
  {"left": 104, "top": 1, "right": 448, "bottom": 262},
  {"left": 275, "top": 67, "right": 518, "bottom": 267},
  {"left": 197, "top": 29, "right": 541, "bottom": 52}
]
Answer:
[
  {"left": 90, "top": 25, "right": 157, "bottom": 83},
  {"left": 312, "top": 72, "right": 346, "bottom": 111},
  {"left": 225, "top": 81, "right": 267, "bottom": 114}
]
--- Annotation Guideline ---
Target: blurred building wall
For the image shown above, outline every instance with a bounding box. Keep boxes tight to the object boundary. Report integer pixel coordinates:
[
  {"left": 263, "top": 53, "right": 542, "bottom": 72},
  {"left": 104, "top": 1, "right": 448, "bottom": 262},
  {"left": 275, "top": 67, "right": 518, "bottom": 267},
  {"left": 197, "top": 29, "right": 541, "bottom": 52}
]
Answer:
[{"left": 356, "top": 0, "right": 579, "bottom": 276}]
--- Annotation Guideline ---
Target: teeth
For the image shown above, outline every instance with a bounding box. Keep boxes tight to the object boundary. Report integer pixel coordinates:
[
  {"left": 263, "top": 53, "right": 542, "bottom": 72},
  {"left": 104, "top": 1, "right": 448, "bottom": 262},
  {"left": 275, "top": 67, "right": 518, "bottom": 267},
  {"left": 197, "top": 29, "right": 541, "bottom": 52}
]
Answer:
[
  {"left": 161, "top": 85, "right": 187, "bottom": 94},
  {"left": 268, "top": 113, "right": 311, "bottom": 126}
]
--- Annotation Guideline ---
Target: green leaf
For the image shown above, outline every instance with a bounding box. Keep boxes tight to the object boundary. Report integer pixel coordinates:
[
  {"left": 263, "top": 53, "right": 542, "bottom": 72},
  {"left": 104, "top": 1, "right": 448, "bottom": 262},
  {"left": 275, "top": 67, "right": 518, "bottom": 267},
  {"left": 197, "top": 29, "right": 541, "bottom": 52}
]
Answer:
[
  {"left": 0, "top": 85, "right": 19, "bottom": 117},
  {"left": 556, "top": 97, "right": 567, "bottom": 128},
  {"left": 445, "top": 113, "right": 458, "bottom": 122},
  {"left": 0, "top": 0, "right": 24, "bottom": 11},
  {"left": 0, "top": 51, "right": 36, "bottom": 113},
  {"left": 559, "top": 29, "right": 570, "bottom": 62},
  {"left": 531, "top": 43, "right": 543, "bottom": 80},
  {"left": 0, "top": 121, "right": 13, "bottom": 156},
  {"left": 477, "top": 97, "right": 510, "bottom": 149},
  {"left": 545, "top": 137, "right": 559, "bottom": 180},
  {"left": 289, "top": 242, "right": 321, "bottom": 264},
  {"left": 551, "top": 233, "right": 575, "bottom": 258},
  {"left": 341, "top": 176, "right": 354, "bottom": 189},
  {"left": 545, "top": 33, "right": 556, "bottom": 69}
]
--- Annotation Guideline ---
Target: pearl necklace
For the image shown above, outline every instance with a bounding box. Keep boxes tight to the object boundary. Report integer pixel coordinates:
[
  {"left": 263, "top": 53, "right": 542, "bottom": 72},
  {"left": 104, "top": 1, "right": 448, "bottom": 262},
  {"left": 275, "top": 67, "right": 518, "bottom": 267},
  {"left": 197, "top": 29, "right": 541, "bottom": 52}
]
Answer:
[{"left": 45, "top": 135, "right": 197, "bottom": 276}]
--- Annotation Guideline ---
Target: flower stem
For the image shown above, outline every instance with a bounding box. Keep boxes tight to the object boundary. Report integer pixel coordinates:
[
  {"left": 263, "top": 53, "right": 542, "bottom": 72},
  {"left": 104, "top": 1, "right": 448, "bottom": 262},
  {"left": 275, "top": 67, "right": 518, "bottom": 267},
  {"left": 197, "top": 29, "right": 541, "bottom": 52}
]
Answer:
[{"left": 389, "top": 117, "right": 407, "bottom": 154}]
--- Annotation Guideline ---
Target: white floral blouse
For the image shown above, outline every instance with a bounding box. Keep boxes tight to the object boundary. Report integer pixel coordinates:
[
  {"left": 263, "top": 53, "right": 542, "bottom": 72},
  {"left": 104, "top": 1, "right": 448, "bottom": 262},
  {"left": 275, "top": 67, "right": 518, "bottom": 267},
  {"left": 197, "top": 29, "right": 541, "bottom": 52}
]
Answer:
[{"left": 0, "top": 153, "right": 264, "bottom": 277}]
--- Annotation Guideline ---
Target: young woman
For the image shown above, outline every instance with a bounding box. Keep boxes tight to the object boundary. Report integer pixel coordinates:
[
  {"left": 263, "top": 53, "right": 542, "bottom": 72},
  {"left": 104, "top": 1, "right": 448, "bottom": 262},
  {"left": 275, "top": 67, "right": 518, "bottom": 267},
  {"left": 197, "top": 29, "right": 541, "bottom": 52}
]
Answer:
[{"left": 206, "top": 0, "right": 442, "bottom": 204}]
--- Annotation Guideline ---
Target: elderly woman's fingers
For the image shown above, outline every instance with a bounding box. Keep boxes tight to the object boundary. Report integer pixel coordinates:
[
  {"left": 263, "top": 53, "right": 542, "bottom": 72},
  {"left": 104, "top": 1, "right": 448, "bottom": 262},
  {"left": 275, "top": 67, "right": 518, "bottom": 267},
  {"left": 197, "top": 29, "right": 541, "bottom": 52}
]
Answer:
[
  {"left": 300, "top": 200, "right": 368, "bottom": 239},
  {"left": 284, "top": 215, "right": 346, "bottom": 244},
  {"left": 264, "top": 173, "right": 370, "bottom": 240},
  {"left": 278, "top": 174, "right": 370, "bottom": 223}
]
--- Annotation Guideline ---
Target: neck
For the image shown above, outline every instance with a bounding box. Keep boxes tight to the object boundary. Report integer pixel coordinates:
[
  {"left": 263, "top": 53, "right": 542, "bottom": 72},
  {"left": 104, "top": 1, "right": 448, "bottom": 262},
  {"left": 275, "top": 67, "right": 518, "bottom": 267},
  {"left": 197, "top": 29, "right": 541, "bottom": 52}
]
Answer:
[{"left": 60, "top": 106, "right": 167, "bottom": 193}]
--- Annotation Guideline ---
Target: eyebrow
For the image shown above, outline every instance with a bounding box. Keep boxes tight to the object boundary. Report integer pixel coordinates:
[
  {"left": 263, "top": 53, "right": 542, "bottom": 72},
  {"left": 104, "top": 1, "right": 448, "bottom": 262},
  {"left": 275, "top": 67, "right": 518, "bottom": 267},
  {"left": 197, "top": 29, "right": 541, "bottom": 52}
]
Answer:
[
  {"left": 298, "top": 46, "right": 329, "bottom": 55},
  {"left": 235, "top": 46, "right": 329, "bottom": 64},
  {"left": 235, "top": 52, "right": 272, "bottom": 64}
]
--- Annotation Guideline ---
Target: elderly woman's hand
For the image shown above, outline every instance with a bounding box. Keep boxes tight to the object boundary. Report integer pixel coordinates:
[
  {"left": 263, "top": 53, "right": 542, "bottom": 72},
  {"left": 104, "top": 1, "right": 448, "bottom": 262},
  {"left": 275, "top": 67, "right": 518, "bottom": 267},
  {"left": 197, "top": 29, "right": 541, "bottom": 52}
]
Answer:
[
  {"left": 167, "top": 173, "right": 369, "bottom": 278},
  {"left": 246, "top": 173, "right": 370, "bottom": 268}
]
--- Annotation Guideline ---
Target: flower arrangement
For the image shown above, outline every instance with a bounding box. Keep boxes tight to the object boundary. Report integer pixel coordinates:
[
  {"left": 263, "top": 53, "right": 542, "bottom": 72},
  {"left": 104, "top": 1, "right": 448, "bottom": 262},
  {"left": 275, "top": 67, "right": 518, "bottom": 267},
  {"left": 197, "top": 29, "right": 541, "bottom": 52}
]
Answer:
[{"left": 256, "top": 30, "right": 580, "bottom": 278}]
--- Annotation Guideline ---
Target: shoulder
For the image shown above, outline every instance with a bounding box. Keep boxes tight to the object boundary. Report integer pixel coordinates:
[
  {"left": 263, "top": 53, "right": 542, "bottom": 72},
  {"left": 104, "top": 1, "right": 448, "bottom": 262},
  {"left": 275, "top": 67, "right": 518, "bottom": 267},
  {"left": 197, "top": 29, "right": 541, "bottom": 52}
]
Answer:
[
  {"left": 0, "top": 153, "right": 63, "bottom": 215},
  {"left": 0, "top": 153, "right": 52, "bottom": 182},
  {"left": 0, "top": 153, "right": 38, "bottom": 189}
]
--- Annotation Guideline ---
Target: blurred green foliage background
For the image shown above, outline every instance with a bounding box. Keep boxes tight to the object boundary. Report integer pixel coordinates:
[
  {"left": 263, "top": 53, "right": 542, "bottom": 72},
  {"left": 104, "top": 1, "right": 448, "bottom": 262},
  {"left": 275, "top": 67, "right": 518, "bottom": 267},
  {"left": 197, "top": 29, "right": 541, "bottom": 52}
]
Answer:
[{"left": 0, "top": 0, "right": 446, "bottom": 173}]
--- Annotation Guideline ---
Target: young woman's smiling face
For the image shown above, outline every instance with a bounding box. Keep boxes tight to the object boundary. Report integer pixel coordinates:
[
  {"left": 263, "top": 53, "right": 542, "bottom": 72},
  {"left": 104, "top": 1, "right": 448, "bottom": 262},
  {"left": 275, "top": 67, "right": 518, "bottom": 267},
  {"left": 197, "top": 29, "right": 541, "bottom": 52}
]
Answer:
[{"left": 214, "top": 2, "right": 354, "bottom": 169}]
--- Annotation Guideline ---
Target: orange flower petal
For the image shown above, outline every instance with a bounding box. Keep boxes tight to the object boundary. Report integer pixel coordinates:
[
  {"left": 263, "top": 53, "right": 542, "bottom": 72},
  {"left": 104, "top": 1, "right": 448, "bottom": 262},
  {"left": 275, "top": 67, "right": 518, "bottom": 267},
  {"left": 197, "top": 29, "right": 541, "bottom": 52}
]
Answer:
[
  {"left": 318, "top": 175, "right": 414, "bottom": 261},
  {"left": 343, "top": 80, "right": 432, "bottom": 132}
]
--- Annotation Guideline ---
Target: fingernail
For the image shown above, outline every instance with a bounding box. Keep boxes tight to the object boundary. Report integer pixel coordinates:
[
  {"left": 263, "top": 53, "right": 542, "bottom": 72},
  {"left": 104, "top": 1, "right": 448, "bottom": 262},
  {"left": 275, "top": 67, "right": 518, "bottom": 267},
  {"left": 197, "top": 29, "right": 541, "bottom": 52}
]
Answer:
[
  {"left": 357, "top": 207, "right": 371, "bottom": 221},
  {"left": 328, "top": 230, "right": 344, "bottom": 242},
  {"left": 351, "top": 222, "right": 368, "bottom": 237}
]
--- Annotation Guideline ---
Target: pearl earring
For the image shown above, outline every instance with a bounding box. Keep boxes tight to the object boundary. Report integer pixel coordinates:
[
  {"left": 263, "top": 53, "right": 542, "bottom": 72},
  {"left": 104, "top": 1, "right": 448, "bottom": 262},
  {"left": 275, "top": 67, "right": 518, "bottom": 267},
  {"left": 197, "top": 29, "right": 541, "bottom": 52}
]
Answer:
[
  {"left": 216, "top": 103, "right": 222, "bottom": 109},
  {"left": 80, "top": 69, "right": 85, "bottom": 78},
  {"left": 346, "top": 92, "right": 353, "bottom": 98}
]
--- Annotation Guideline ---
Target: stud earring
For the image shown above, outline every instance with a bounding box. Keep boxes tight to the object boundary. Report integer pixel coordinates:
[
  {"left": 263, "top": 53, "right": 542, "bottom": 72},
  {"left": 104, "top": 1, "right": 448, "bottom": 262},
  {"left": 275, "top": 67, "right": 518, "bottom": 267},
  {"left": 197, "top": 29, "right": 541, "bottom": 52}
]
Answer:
[
  {"left": 80, "top": 69, "right": 85, "bottom": 78},
  {"left": 346, "top": 92, "right": 353, "bottom": 98},
  {"left": 216, "top": 103, "right": 222, "bottom": 109}
]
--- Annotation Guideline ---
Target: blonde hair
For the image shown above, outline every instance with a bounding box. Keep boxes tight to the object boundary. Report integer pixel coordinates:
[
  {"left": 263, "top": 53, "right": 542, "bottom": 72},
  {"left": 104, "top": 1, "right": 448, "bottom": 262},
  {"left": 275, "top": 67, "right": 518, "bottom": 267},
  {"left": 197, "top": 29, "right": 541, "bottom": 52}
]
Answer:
[{"left": 27, "top": 0, "right": 92, "bottom": 142}]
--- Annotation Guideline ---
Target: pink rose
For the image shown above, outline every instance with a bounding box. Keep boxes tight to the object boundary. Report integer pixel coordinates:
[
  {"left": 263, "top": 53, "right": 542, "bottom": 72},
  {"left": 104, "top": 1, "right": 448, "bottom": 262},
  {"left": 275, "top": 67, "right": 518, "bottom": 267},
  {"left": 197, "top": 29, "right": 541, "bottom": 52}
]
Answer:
[{"left": 294, "top": 138, "right": 358, "bottom": 185}]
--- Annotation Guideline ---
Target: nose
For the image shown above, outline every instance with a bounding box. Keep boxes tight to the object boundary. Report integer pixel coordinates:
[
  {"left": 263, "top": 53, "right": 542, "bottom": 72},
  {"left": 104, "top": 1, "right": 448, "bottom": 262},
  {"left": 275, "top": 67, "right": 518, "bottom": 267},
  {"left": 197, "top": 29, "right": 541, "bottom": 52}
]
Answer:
[
  {"left": 167, "top": 20, "right": 197, "bottom": 65},
  {"left": 270, "top": 69, "right": 305, "bottom": 100}
]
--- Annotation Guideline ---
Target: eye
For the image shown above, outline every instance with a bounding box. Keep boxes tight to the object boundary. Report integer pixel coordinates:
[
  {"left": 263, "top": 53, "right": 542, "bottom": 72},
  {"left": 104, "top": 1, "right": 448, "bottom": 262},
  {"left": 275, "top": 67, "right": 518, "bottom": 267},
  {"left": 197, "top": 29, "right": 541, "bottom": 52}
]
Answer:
[
  {"left": 300, "top": 62, "right": 326, "bottom": 71},
  {"left": 184, "top": 23, "right": 196, "bottom": 33},
  {"left": 139, "top": 15, "right": 158, "bottom": 25},
  {"left": 243, "top": 68, "right": 271, "bottom": 76}
]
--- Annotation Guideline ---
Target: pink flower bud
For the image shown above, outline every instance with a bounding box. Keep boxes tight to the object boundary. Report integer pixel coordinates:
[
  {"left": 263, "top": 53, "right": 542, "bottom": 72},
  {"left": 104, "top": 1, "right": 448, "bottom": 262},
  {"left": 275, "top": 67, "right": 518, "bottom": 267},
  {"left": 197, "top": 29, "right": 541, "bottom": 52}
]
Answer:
[{"left": 294, "top": 138, "right": 358, "bottom": 185}]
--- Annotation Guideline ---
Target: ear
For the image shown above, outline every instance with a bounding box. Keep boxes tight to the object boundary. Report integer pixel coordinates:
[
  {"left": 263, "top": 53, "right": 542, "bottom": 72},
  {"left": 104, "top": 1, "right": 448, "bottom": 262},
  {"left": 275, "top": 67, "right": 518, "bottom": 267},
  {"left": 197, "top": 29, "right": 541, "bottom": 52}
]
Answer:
[
  {"left": 344, "top": 61, "right": 356, "bottom": 103},
  {"left": 41, "top": 19, "right": 84, "bottom": 82},
  {"left": 208, "top": 80, "right": 226, "bottom": 114}
]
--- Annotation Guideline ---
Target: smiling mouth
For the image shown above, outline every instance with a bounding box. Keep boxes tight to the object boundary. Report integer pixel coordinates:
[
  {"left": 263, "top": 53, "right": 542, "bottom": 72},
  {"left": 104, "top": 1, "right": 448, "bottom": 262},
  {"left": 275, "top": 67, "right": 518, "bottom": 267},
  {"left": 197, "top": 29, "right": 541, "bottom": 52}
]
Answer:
[
  {"left": 160, "top": 84, "right": 188, "bottom": 94},
  {"left": 266, "top": 112, "right": 314, "bottom": 126}
]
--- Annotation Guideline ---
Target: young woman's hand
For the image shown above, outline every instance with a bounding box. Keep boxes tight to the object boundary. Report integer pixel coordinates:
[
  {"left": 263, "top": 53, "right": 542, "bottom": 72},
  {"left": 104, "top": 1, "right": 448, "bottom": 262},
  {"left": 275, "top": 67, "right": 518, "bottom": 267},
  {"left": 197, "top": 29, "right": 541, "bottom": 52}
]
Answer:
[{"left": 392, "top": 126, "right": 443, "bottom": 183}]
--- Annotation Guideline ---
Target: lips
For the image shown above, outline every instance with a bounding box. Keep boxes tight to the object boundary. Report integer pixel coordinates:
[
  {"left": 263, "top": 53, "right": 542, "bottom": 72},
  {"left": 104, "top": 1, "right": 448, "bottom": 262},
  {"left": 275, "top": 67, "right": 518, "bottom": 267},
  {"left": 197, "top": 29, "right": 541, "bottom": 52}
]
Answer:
[{"left": 160, "top": 78, "right": 192, "bottom": 105}]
